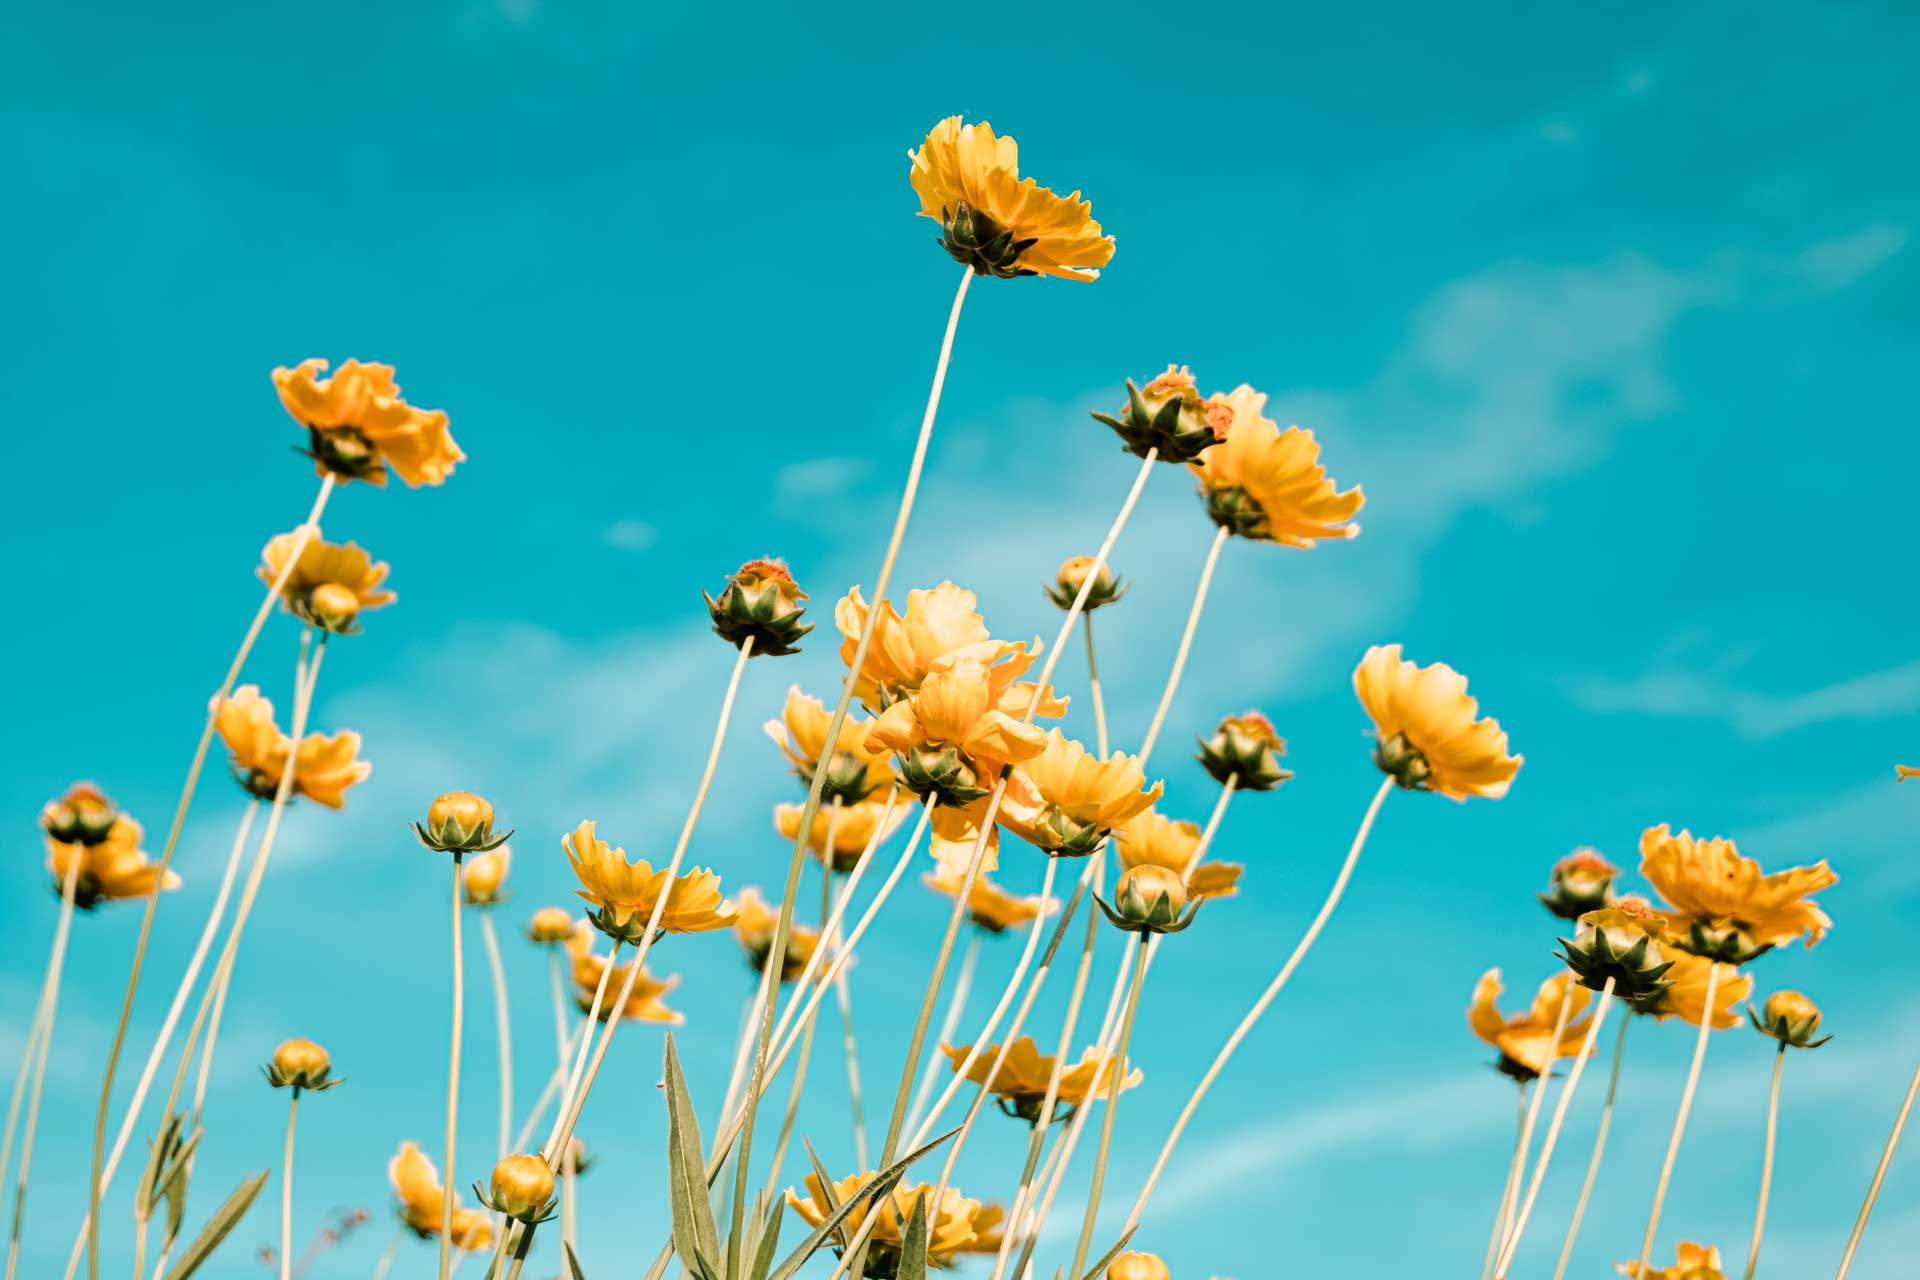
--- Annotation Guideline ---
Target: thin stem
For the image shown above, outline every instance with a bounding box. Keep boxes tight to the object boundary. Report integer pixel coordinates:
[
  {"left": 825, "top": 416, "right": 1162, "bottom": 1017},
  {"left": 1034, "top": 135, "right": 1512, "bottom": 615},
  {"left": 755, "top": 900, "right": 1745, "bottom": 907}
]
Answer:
[
  {"left": 1628, "top": 963, "right": 1721, "bottom": 1280},
  {"left": 548, "top": 948, "right": 618, "bottom": 1157},
  {"left": 281, "top": 1091, "right": 300, "bottom": 1280},
  {"left": 1068, "top": 925, "right": 1148, "bottom": 1279},
  {"left": 1492, "top": 980, "right": 1618, "bottom": 1279},
  {"left": 479, "top": 912, "right": 513, "bottom": 1162},
  {"left": 548, "top": 950, "right": 579, "bottom": 1253},
  {"left": 0, "top": 1009, "right": 45, "bottom": 1223},
  {"left": 1500, "top": 983, "right": 1576, "bottom": 1248},
  {"left": 1834, "top": 1051, "right": 1920, "bottom": 1280},
  {"left": 5, "top": 848, "right": 81, "bottom": 1280},
  {"left": 904, "top": 938, "right": 979, "bottom": 1139},
  {"left": 1084, "top": 612, "right": 1109, "bottom": 756},
  {"left": 1482, "top": 1084, "right": 1529, "bottom": 1280},
  {"left": 1551, "top": 1012, "right": 1631, "bottom": 1280},
  {"left": 1135, "top": 524, "right": 1228, "bottom": 769},
  {"left": 1742, "top": 1042, "right": 1786, "bottom": 1280},
  {"left": 832, "top": 954, "right": 870, "bottom": 1169},
  {"left": 441, "top": 853, "right": 466, "bottom": 1280},
  {"left": 370, "top": 1228, "right": 404, "bottom": 1280},
  {"left": 512, "top": 1019, "right": 589, "bottom": 1155},
  {"left": 86, "top": 473, "right": 334, "bottom": 1280}
]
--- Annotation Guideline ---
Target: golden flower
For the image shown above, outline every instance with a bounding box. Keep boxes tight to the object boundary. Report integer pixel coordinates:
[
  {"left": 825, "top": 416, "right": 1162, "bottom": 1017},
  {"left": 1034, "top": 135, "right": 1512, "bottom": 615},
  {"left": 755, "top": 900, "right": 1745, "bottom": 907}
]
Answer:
[
  {"left": 256, "top": 530, "right": 396, "bottom": 633},
  {"left": 835, "top": 583, "right": 1063, "bottom": 715},
  {"left": 1751, "top": 989, "right": 1830, "bottom": 1048},
  {"left": 212, "top": 686, "right": 370, "bottom": 808},
  {"left": 941, "top": 1036, "right": 1139, "bottom": 1122},
  {"left": 909, "top": 116, "right": 1113, "bottom": 282},
  {"left": 46, "top": 815, "right": 181, "bottom": 909},
  {"left": 1043, "top": 555, "right": 1127, "bottom": 613},
  {"left": 785, "top": 1170, "right": 1004, "bottom": 1268},
  {"left": 1108, "top": 1253, "right": 1170, "bottom": 1280},
  {"left": 733, "top": 886, "right": 822, "bottom": 983},
  {"left": 1899, "top": 764, "right": 1919, "bottom": 780},
  {"left": 1000, "top": 730, "right": 1162, "bottom": 856},
  {"left": 387, "top": 1141, "right": 493, "bottom": 1246},
  {"left": 1114, "top": 809, "right": 1243, "bottom": 899},
  {"left": 1616, "top": 1241, "right": 1725, "bottom": 1280},
  {"left": 929, "top": 798, "right": 1000, "bottom": 877},
  {"left": 266, "top": 1038, "right": 334, "bottom": 1090},
  {"left": 922, "top": 870, "right": 1054, "bottom": 936},
  {"left": 1468, "top": 969, "right": 1594, "bottom": 1081},
  {"left": 485, "top": 1154, "right": 556, "bottom": 1223},
  {"left": 1639, "top": 824, "right": 1835, "bottom": 961},
  {"left": 1100, "top": 864, "right": 1196, "bottom": 934},
  {"left": 566, "top": 922, "right": 683, "bottom": 1024},
  {"left": 273, "top": 358, "right": 462, "bottom": 487},
  {"left": 416, "top": 790, "right": 509, "bottom": 854},
  {"left": 461, "top": 847, "right": 510, "bottom": 906},
  {"left": 775, "top": 796, "right": 907, "bottom": 873},
  {"left": 564, "top": 819, "right": 737, "bottom": 943},
  {"left": 765, "top": 686, "right": 894, "bottom": 804},
  {"left": 867, "top": 658, "right": 1053, "bottom": 804},
  {"left": 527, "top": 906, "right": 575, "bottom": 944},
  {"left": 39, "top": 782, "right": 118, "bottom": 845},
  {"left": 1541, "top": 848, "right": 1620, "bottom": 919},
  {"left": 1189, "top": 386, "right": 1363, "bottom": 545},
  {"left": 1352, "top": 645, "right": 1521, "bottom": 800},
  {"left": 1645, "top": 951, "right": 1751, "bottom": 1029}
]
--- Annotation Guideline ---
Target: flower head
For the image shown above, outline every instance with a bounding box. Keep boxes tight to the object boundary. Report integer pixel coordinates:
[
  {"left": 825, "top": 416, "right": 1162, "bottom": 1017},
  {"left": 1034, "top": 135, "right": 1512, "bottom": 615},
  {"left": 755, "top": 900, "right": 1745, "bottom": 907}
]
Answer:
[
  {"left": 1090, "top": 365, "right": 1232, "bottom": 463},
  {"left": 1353, "top": 645, "right": 1521, "bottom": 800},
  {"left": 1749, "top": 989, "right": 1830, "bottom": 1048},
  {"left": 265, "top": 1038, "right": 340, "bottom": 1091},
  {"left": 1000, "top": 730, "right": 1162, "bottom": 856},
  {"left": 1639, "top": 824, "right": 1835, "bottom": 962},
  {"left": 1097, "top": 864, "right": 1199, "bottom": 935},
  {"left": 213, "top": 686, "right": 370, "bottom": 808},
  {"left": 941, "top": 1036, "right": 1139, "bottom": 1123},
  {"left": 776, "top": 796, "right": 906, "bottom": 873},
  {"left": 1189, "top": 387, "right": 1363, "bottom": 545},
  {"left": 479, "top": 1154, "right": 557, "bottom": 1224},
  {"left": 1108, "top": 1254, "right": 1170, "bottom": 1280},
  {"left": 928, "top": 798, "right": 1001, "bottom": 877},
  {"left": 867, "top": 658, "right": 1054, "bottom": 805},
  {"left": 40, "top": 782, "right": 119, "bottom": 845},
  {"left": 786, "top": 1169, "right": 1003, "bottom": 1273},
  {"left": 257, "top": 531, "right": 396, "bottom": 634},
  {"left": 413, "top": 791, "right": 510, "bottom": 855},
  {"left": 733, "top": 886, "right": 822, "bottom": 983},
  {"left": 564, "top": 820, "right": 735, "bottom": 944},
  {"left": 1640, "top": 951, "right": 1751, "bottom": 1028},
  {"left": 909, "top": 117, "right": 1112, "bottom": 282},
  {"left": 566, "top": 922, "right": 683, "bottom": 1024},
  {"left": 1617, "top": 1241, "right": 1725, "bottom": 1280},
  {"left": 1560, "top": 897, "right": 1675, "bottom": 1003},
  {"left": 1468, "top": 969, "right": 1594, "bottom": 1081},
  {"left": 1114, "top": 810, "right": 1243, "bottom": 899},
  {"left": 1195, "top": 711, "right": 1294, "bottom": 792},
  {"left": 46, "top": 809, "right": 181, "bottom": 909},
  {"left": 765, "top": 686, "right": 893, "bottom": 805},
  {"left": 1541, "top": 848, "right": 1619, "bottom": 920},
  {"left": 274, "top": 358, "right": 461, "bottom": 487},
  {"left": 527, "top": 906, "right": 575, "bottom": 944},
  {"left": 705, "top": 559, "right": 813, "bottom": 657},
  {"left": 462, "top": 847, "right": 511, "bottom": 906},
  {"left": 387, "top": 1141, "right": 493, "bottom": 1246},
  {"left": 922, "top": 869, "right": 1054, "bottom": 936},
  {"left": 1044, "top": 555, "right": 1127, "bottom": 613},
  {"left": 836, "top": 582, "right": 1058, "bottom": 714}
]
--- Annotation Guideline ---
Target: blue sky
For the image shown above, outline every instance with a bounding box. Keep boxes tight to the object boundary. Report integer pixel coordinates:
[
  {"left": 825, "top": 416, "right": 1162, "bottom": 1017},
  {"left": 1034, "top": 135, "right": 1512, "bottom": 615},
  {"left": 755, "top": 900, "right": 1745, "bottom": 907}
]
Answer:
[{"left": 4, "top": 0, "right": 1918, "bottom": 1276}]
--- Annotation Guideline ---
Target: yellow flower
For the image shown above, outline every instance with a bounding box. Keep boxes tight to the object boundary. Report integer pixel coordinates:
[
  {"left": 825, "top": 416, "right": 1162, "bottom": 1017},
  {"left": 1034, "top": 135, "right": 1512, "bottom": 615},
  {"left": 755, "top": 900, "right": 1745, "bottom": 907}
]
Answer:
[
  {"left": 836, "top": 583, "right": 1064, "bottom": 714},
  {"left": 46, "top": 815, "right": 181, "bottom": 909},
  {"left": 1044, "top": 554, "right": 1127, "bottom": 613},
  {"left": 387, "top": 1141, "right": 494, "bottom": 1246},
  {"left": 39, "top": 782, "right": 119, "bottom": 845},
  {"left": 867, "top": 658, "right": 1054, "bottom": 804},
  {"left": 266, "top": 1038, "right": 334, "bottom": 1090},
  {"left": 1352, "top": 645, "right": 1521, "bottom": 800},
  {"left": 909, "top": 117, "right": 1113, "bottom": 282},
  {"left": 941, "top": 1036, "right": 1139, "bottom": 1122},
  {"left": 256, "top": 530, "right": 396, "bottom": 633},
  {"left": 1114, "top": 810, "right": 1244, "bottom": 899},
  {"left": 486, "top": 1154, "right": 556, "bottom": 1223},
  {"left": 566, "top": 922, "right": 683, "bottom": 1024},
  {"left": 1639, "top": 824, "right": 1835, "bottom": 959},
  {"left": 733, "top": 886, "right": 822, "bottom": 982},
  {"left": 706, "top": 558, "right": 814, "bottom": 657},
  {"left": 212, "top": 686, "right": 370, "bottom": 808},
  {"left": 1899, "top": 764, "right": 1919, "bottom": 780},
  {"left": 785, "top": 1170, "right": 1004, "bottom": 1266},
  {"left": 1108, "top": 1254, "right": 1170, "bottom": 1280},
  {"left": 928, "top": 798, "right": 1001, "bottom": 877},
  {"left": 462, "top": 847, "right": 511, "bottom": 906},
  {"left": 922, "top": 869, "right": 1053, "bottom": 936},
  {"left": 999, "top": 731, "right": 1162, "bottom": 857},
  {"left": 1541, "top": 848, "right": 1620, "bottom": 919},
  {"left": 563, "top": 820, "right": 736, "bottom": 943},
  {"left": 1646, "top": 951, "right": 1751, "bottom": 1029},
  {"left": 273, "top": 358, "right": 462, "bottom": 487},
  {"left": 765, "top": 686, "right": 894, "bottom": 803},
  {"left": 1468, "top": 969, "right": 1594, "bottom": 1080},
  {"left": 1617, "top": 1241, "right": 1725, "bottom": 1280},
  {"left": 774, "top": 795, "right": 907, "bottom": 873},
  {"left": 526, "top": 906, "right": 575, "bottom": 944},
  {"left": 1751, "top": 989, "right": 1830, "bottom": 1048},
  {"left": 1189, "top": 386, "right": 1363, "bottom": 545}
]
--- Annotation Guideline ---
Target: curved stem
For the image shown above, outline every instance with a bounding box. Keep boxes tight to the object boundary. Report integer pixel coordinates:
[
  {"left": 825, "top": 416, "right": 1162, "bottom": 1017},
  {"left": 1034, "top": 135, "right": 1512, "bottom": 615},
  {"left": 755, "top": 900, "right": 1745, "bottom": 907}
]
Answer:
[
  {"left": 1068, "top": 927, "right": 1150, "bottom": 1278},
  {"left": 479, "top": 912, "right": 513, "bottom": 1163},
  {"left": 1499, "top": 983, "right": 1576, "bottom": 1248},
  {"left": 904, "top": 938, "right": 979, "bottom": 1139},
  {"left": 86, "top": 473, "right": 334, "bottom": 1280},
  {"left": 281, "top": 1091, "right": 300, "bottom": 1280},
  {"left": 1551, "top": 1012, "right": 1631, "bottom": 1280},
  {"left": 0, "top": 1012, "right": 45, "bottom": 1225},
  {"left": 441, "top": 854, "right": 465, "bottom": 1280},
  {"left": 4, "top": 850, "right": 81, "bottom": 1280},
  {"left": 1628, "top": 964, "right": 1720, "bottom": 1280},
  {"left": 1742, "top": 1042, "right": 1786, "bottom": 1280},
  {"left": 1482, "top": 1084, "right": 1529, "bottom": 1280},
  {"left": 1834, "top": 1050, "right": 1920, "bottom": 1279},
  {"left": 832, "top": 952, "right": 870, "bottom": 1170},
  {"left": 1135, "top": 524, "right": 1228, "bottom": 769}
]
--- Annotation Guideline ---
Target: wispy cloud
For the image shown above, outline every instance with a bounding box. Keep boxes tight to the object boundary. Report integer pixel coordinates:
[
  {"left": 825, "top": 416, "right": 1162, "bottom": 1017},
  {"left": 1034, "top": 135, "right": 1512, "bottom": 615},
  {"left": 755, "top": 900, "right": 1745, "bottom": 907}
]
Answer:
[
  {"left": 1569, "top": 659, "right": 1920, "bottom": 740},
  {"left": 1792, "top": 224, "right": 1908, "bottom": 294}
]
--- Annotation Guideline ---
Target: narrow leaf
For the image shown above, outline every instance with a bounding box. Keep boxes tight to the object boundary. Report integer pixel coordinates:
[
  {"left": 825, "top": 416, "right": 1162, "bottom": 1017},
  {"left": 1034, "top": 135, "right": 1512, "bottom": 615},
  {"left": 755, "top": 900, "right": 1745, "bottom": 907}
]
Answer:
[
  {"left": 663, "top": 1035, "right": 721, "bottom": 1270},
  {"left": 563, "top": 1242, "right": 589, "bottom": 1280},
  {"left": 1074, "top": 1227, "right": 1138, "bottom": 1280},
  {"left": 748, "top": 1193, "right": 785, "bottom": 1280},
  {"left": 766, "top": 1128, "right": 959, "bottom": 1280},
  {"left": 162, "top": 1170, "right": 269, "bottom": 1280},
  {"left": 896, "top": 1192, "right": 929, "bottom": 1280}
]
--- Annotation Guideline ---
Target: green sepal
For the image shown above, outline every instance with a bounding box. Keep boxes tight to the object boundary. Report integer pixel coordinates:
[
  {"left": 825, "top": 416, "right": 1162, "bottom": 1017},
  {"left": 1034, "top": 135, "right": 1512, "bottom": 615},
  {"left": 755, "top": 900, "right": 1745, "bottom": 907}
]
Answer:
[
  {"left": 937, "top": 202, "right": 1037, "bottom": 279},
  {"left": 1747, "top": 1003, "right": 1834, "bottom": 1049},
  {"left": 162, "top": 1169, "right": 270, "bottom": 1280},
  {"left": 1557, "top": 930, "right": 1675, "bottom": 1005},
  {"left": 409, "top": 818, "right": 512, "bottom": 855},
  {"left": 1200, "top": 484, "right": 1271, "bottom": 540},
  {"left": 1089, "top": 378, "right": 1223, "bottom": 463},
  {"left": 1195, "top": 728, "right": 1293, "bottom": 792},
  {"left": 564, "top": 1243, "right": 590, "bottom": 1280},
  {"left": 1093, "top": 890, "right": 1202, "bottom": 936},
  {"left": 1042, "top": 573, "right": 1128, "bottom": 613},
  {"left": 472, "top": 1180, "right": 559, "bottom": 1225},
  {"left": 704, "top": 582, "right": 813, "bottom": 657},
  {"left": 897, "top": 745, "right": 992, "bottom": 806},
  {"left": 1675, "top": 916, "right": 1774, "bottom": 965},
  {"left": 296, "top": 426, "right": 385, "bottom": 485},
  {"left": 1371, "top": 732, "right": 1433, "bottom": 792}
]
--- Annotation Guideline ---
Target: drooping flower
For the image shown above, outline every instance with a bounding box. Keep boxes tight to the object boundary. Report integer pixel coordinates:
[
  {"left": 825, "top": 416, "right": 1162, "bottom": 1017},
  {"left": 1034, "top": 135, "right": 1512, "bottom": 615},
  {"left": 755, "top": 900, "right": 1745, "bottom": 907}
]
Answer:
[
  {"left": 273, "top": 358, "right": 462, "bottom": 488},
  {"left": 257, "top": 530, "right": 396, "bottom": 634},
  {"left": 705, "top": 559, "right": 813, "bottom": 657},
  {"left": 765, "top": 686, "right": 894, "bottom": 804},
  {"left": 1616, "top": 1241, "right": 1726, "bottom": 1280},
  {"left": 867, "top": 658, "right": 1054, "bottom": 805},
  {"left": 1090, "top": 365, "right": 1234, "bottom": 463},
  {"left": 908, "top": 117, "right": 1113, "bottom": 282},
  {"left": 775, "top": 796, "right": 907, "bottom": 873},
  {"left": 1639, "top": 824, "right": 1835, "bottom": 962},
  {"left": 1352, "top": 645, "right": 1522, "bottom": 800},
  {"left": 786, "top": 1169, "right": 1003, "bottom": 1272},
  {"left": 1189, "top": 386, "right": 1363, "bottom": 545},
  {"left": 999, "top": 730, "right": 1162, "bottom": 857},
  {"left": 1642, "top": 951, "right": 1751, "bottom": 1028},
  {"left": 213, "top": 686, "right": 370, "bottom": 808},
  {"left": 1540, "top": 848, "right": 1619, "bottom": 919},
  {"left": 940, "top": 1036, "right": 1140, "bottom": 1122},
  {"left": 565, "top": 922, "right": 683, "bottom": 1024},
  {"left": 386, "top": 1141, "right": 493, "bottom": 1247},
  {"left": 1114, "top": 809, "right": 1243, "bottom": 899},
  {"left": 1468, "top": 969, "right": 1594, "bottom": 1081},
  {"left": 46, "top": 813, "right": 181, "bottom": 909},
  {"left": 733, "top": 886, "right": 822, "bottom": 982},
  {"left": 563, "top": 820, "right": 736, "bottom": 944},
  {"left": 922, "top": 869, "right": 1054, "bottom": 936}
]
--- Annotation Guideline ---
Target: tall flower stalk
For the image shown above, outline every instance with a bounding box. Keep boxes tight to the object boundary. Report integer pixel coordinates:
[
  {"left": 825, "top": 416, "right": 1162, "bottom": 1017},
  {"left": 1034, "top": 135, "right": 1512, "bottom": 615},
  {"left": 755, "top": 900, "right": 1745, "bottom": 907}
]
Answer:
[
  {"left": 4, "top": 851, "right": 82, "bottom": 1280},
  {"left": 1550, "top": 1014, "right": 1631, "bottom": 1280},
  {"left": 1627, "top": 963, "right": 1720, "bottom": 1280},
  {"left": 441, "top": 853, "right": 466, "bottom": 1280}
]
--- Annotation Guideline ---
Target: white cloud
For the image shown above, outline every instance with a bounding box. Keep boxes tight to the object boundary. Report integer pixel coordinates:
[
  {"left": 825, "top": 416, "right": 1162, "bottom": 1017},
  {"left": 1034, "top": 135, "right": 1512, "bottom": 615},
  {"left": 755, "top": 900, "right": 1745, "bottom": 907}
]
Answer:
[
  {"left": 603, "top": 518, "right": 658, "bottom": 552},
  {"left": 1793, "top": 225, "right": 1908, "bottom": 294},
  {"left": 1569, "top": 659, "right": 1920, "bottom": 740}
]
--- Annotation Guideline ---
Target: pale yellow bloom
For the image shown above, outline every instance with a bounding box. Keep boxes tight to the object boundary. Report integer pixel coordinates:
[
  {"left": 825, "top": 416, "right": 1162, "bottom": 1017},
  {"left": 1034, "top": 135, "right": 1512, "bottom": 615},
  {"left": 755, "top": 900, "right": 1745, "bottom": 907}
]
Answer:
[
  {"left": 212, "top": 685, "right": 370, "bottom": 808},
  {"left": 922, "top": 870, "right": 1053, "bottom": 935},
  {"left": 775, "top": 796, "right": 907, "bottom": 872},
  {"left": 732, "top": 886, "right": 822, "bottom": 982},
  {"left": 256, "top": 530, "right": 396, "bottom": 623},
  {"left": 461, "top": 847, "right": 510, "bottom": 906},
  {"left": 786, "top": 1170, "right": 1004, "bottom": 1264},
  {"left": 1468, "top": 969, "right": 1594, "bottom": 1079},
  {"left": 46, "top": 816, "right": 181, "bottom": 907},
  {"left": 564, "top": 820, "right": 735, "bottom": 938},
  {"left": 1648, "top": 952, "right": 1750, "bottom": 1028},
  {"left": 764, "top": 686, "right": 893, "bottom": 796},
  {"left": 387, "top": 1141, "right": 494, "bottom": 1246},
  {"left": 1113, "top": 809, "right": 1243, "bottom": 899},
  {"left": 941, "top": 1036, "right": 1139, "bottom": 1117},
  {"left": 565, "top": 922, "right": 682, "bottom": 1024},
  {"left": 866, "top": 657, "right": 1052, "bottom": 776},
  {"left": 908, "top": 117, "right": 1113, "bottom": 282},
  {"left": 1190, "top": 385, "right": 1364, "bottom": 546},
  {"left": 273, "top": 358, "right": 462, "bottom": 487},
  {"left": 1617, "top": 1241, "right": 1725, "bottom": 1280},
  {"left": 1000, "top": 730, "right": 1162, "bottom": 855},
  {"left": 835, "top": 583, "right": 1061, "bottom": 715},
  {"left": 1352, "top": 644, "right": 1521, "bottom": 800},
  {"left": 929, "top": 798, "right": 1000, "bottom": 877},
  {"left": 1639, "top": 824, "right": 1834, "bottom": 949}
]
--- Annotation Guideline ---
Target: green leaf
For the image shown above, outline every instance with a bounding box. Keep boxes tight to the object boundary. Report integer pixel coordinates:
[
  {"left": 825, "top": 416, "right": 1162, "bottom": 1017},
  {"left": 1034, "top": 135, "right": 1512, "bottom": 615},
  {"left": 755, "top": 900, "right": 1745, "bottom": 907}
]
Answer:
[
  {"left": 800, "top": 1139, "right": 846, "bottom": 1246},
  {"left": 748, "top": 1192, "right": 785, "bottom": 1280},
  {"left": 662, "top": 1035, "right": 721, "bottom": 1273},
  {"left": 562, "top": 1242, "right": 589, "bottom": 1280},
  {"left": 162, "top": 1170, "right": 269, "bottom": 1280},
  {"left": 766, "top": 1128, "right": 959, "bottom": 1280},
  {"left": 1073, "top": 1227, "right": 1138, "bottom": 1280},
  {"left": 133, "top": 1111, "right": 187, "bottom": 1219},
  {"left": 157, "top": 1128, "right": 205, "bottom": 1245},
  {"left": 896, "top": 1192, "right": 929, "bottom": 1280}
]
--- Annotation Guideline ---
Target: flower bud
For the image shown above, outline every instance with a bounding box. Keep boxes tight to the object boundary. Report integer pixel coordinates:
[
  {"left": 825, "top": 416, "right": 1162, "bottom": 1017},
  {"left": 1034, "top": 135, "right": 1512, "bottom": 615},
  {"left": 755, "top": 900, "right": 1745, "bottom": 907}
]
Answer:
[
  {"left": 486, "top": 1154, "right": 556, "bottom": 1223},
  {"left": 1108, "top": 1252, "right": 1170, "bottom": 1280},
  {"left": 527, "top": 906, "right": 575, "bottom": 944},
  {"left": 1751, "top": 989, "right": 1831, "bottom": 1049},
  {"left": 40, "top": 783, "right": 119, "bottom": 846},
  {"left": 1559, "top": 896, "right": 1675, "bottom": 1004},
  {"left": 265, "top": 1037, "right": 337, "bottom": 1090},
  {"left": 413, "top": 791, "right": 510, "bottom": 855},
  {"left": 306, "top": 581, "right": 362, "bottom": 633},
  {"left": 1097, "top": 864, "right": 1199, "bottom": 936},
  {"left": 1090, "top": 366, "right": 1229, "bottom": 464},
  {"left": 462, "top": 848, "right": 511, "bottom": 906},
  {"left": 1196, "top": 712, "right": 1294, "bottom": 792},
  {"left": 898, "top": 743, "right": 993, "bottom": 806},
  {"left": 1539, "top": 848, "right": 1618, "bottom": 920},
  {"left": 1043, "top": 555, "right": 1127, "bottom": 613},
  {"left": 1371, "top": 731, "right": 1432, "bottom": 791},
  {"left": 704, "top": 558, "right": 813, "bottom": 657}
]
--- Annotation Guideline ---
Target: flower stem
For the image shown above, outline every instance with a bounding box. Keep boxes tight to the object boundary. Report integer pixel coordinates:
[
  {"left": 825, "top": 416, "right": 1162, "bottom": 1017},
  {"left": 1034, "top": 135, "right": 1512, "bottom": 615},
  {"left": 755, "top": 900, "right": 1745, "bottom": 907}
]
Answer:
[
  {"left": 4, "top": 846, "right": 81, "bottom": 1280},
  {"left": 1551, "top": 1012, "right": 1630, "bottom": 1280},
  {"left": 370, "top": 1228, "right": 404, "bottom": 1280},
  {"left": 441, "top": 852, "right": 465, "bottom": 1280},
  {"left": 85, "top": 472, "right": 334, "bottom": 1280},
  {"left": 1135, "top": 524, "right": 1228, "bottom": 769},
  {"left": 512, "top": 1019, "right": 588, "bottom": 1155},
  {"left": 0, "top": 1010, "right": 45, "bottom": 1231},
  {"left": 832, "top": 933, "right": 871, "bottom": 1169},
  {"left": 1067, "top": 912, "right": 1150, "bottom": 1278},
  {"left": 479, "top": 911, "right": 513, "bottom": 1165},
  {"left": 1083, "top": 612, "right": 1109, "bottom": 756},
  {"left": 547, "top": 951, "right": 578, "bottom": 1252},
  {"left": 281, "top": 1090, "right": 300, "bottom": 1280},
  {"left": 1627, "top": 963, "right": 1720, "bottom": 1280},
  {"left": 903, "top": 937, "right": 979, "bottom": 1139},
  {"left": 1492, "top": 979, "right": 1617, "bottom": 1279},
  {"left": 1741, "top": 1041, "right": 1786, "bottom": 1280},
  {"left": 1481, "top": 1083, "right": 1529, "bottom": 1280},
  {"left": 1834, "top": 1049, "right": 1920, "bottom": 1280},
  {"left": 1496, "top": 982, "right": 1576, "bottom": 1254}
]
